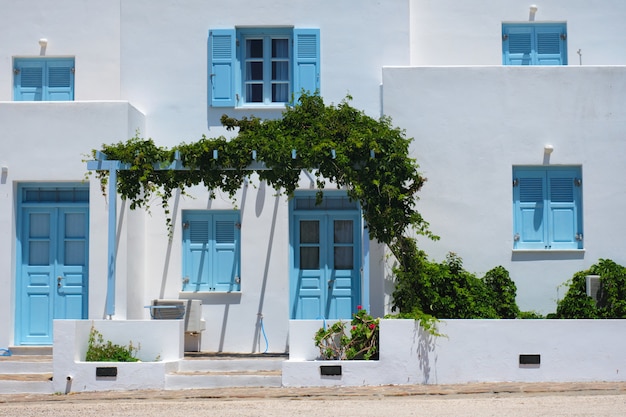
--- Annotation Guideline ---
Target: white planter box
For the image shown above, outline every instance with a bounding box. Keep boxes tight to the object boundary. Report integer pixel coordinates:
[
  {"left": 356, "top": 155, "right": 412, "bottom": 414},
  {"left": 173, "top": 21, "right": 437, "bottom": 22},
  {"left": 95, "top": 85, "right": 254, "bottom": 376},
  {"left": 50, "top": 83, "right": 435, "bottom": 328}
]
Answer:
[{"left": 53, "top": 319, "right": 184, "bottom": 393}]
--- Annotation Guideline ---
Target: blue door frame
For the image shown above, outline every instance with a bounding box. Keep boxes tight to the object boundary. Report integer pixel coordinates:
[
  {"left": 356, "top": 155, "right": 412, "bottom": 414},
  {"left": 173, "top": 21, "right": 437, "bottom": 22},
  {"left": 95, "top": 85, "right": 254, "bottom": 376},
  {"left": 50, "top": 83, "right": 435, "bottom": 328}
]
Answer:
[
  {"left": 16, "top": 184, "right": 89, "bottom": 345},
  {"left": 289, "top": 193, "right": 364, "bottom": 320}
]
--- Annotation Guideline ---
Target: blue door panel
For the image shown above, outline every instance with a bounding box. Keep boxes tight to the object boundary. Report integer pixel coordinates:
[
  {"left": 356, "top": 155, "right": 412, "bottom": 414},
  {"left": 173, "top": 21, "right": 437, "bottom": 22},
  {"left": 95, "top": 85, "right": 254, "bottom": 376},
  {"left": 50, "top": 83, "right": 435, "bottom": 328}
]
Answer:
[
  {"left": 291, "top": 208, "right": 361, "bottom": 320},
  {"left": 17, "top": 189, "right": 88, "bottom": 345}
]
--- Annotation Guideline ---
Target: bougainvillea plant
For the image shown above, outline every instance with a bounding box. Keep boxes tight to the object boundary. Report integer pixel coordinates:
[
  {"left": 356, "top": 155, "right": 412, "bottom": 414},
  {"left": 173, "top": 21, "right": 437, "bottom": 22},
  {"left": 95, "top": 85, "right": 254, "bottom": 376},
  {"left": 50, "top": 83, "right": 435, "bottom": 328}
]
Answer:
[{"left": 314, "top": 306, "right": 380, "bottom": 360}]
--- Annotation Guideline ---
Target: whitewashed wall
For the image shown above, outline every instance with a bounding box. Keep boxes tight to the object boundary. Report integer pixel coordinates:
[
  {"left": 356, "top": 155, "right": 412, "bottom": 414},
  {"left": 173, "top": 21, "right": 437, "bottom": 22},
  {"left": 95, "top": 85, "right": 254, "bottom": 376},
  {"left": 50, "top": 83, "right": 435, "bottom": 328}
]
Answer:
[
  {"left": 409, "top": 0, "right": 626, "bottom": 66},
  {"left": 382, "top": 66, "right": 626, "bottom": 314},
  {"left": 0, "top": 0, "right": 408, "bottom": 351},
  {"left": 0, "top": 102, "right": 144, "bottom": 348}
]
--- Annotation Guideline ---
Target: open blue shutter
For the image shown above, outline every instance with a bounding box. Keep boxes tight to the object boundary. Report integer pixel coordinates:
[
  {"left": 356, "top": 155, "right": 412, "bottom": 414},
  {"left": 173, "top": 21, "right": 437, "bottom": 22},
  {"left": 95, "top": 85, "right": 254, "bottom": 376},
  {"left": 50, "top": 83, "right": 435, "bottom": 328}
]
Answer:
[
  {"left": 293, "top": 28, "right": 320, "bottom": 103},
  {"left": 14, "top": 60, "right": 44, "bottom": 101},
  {"left": 547, "top": 169, "right": 581, "bottom": 249},
  {"left": 513, "top": 169, "right": 547, "bottom": 249},
  {"left": 184, "top": 217, "right": 211, "bottom": 291},
  {"left": 535, "top": 25, "right": 567, "bottom": 65},
  {"left": 46, "top": 59, "right": 74, "bottom": 101},
  {"left": 212, "top": 214, "right": 240, "bottom": 291},
  {"left": 209, "top": 29, "right": 236, "bottom": 107}
]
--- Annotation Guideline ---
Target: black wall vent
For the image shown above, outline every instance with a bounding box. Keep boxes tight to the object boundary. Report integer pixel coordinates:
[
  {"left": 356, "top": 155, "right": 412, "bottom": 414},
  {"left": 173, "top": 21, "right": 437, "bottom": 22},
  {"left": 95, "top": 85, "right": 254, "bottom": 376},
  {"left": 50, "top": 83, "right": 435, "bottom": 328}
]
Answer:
[{"left": 320, "top": 365, "right": 342, "bottom": 376}]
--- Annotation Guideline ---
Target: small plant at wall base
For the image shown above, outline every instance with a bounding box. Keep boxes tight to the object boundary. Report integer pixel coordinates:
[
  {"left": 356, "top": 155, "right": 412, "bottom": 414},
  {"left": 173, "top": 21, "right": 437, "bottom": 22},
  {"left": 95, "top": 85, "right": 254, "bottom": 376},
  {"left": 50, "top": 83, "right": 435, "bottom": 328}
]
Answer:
[
  {"left": 85, "top": 325, "right": 140, "bottom": 362},
  {"left": 314, "top": 306, "right": 380, "bottom": 360}
]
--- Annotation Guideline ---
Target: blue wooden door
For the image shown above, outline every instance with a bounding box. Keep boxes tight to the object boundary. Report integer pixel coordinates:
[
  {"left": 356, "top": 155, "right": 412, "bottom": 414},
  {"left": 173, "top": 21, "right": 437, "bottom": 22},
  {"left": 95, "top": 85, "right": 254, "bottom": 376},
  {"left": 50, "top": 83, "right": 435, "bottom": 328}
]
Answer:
[
  {"left": 17, "top": 206, "right": 88, "bottom": 344},
  {"left": 291, "top": 213, "right": 360, "bottom": 320}
]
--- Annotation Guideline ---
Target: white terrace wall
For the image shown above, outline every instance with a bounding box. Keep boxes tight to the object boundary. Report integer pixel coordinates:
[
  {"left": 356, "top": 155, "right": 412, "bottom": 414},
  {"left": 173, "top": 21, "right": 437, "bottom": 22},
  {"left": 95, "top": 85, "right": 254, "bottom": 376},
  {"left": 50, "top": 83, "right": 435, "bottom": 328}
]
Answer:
[
  {"left": 382, "top": 66, "right": 626, "bottom": 315},
  {"left": 284, "top": 319, "right": 626, "bottom": 387}
]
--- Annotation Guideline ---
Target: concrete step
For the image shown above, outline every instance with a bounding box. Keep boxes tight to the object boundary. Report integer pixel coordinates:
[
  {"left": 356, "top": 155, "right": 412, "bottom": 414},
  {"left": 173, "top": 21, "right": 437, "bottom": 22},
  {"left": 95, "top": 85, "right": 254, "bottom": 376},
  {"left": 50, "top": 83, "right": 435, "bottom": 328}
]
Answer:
[
  {"left": 0, "top": 350, "right": 54, "bottom": 394},
  {"left": 166, "top": 354, "right": 286, "bottom": 389}
]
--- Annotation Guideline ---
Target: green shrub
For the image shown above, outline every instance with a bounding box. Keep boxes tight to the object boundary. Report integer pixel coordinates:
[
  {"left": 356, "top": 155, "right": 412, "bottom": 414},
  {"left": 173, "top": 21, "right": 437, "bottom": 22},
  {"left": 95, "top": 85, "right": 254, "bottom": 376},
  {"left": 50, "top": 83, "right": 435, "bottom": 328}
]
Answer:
[
  {"left": 392, "top": 252, "right": 520, "bottom": 319},
  {"left": 85, "top": 325, "right": 140, "bottom": 362},
  {"left": 556, "top": 259, "right": 626, "bottom": 318}
]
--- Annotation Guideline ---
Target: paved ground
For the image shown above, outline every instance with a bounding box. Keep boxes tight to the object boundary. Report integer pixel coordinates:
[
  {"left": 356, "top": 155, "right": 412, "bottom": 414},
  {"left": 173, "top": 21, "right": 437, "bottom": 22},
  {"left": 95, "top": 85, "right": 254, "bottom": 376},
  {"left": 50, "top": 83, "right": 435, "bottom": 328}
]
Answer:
[{"left": 1, "top": 382, "right": 626, "bottom": 416}]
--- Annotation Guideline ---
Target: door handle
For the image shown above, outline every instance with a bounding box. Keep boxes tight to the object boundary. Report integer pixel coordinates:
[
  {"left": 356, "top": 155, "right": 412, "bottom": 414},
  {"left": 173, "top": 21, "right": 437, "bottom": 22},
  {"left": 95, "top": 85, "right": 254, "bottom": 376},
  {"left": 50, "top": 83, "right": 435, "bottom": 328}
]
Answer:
[
  {"left": 57, "top": 276, "right": 63, "bottom": 288},
  {"left": 327, "top": 279, "right": 335, "bottom": 289}
]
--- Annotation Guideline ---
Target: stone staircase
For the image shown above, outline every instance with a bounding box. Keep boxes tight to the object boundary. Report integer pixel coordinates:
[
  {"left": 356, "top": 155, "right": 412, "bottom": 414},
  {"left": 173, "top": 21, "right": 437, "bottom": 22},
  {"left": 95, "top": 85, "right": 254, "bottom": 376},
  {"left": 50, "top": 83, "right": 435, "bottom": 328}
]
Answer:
[
  {"left": 0, "top": 350, "right": 286, "bottom": 394},
  {"left": 0, "top": 347, "right": 54, "bottom": 394}
]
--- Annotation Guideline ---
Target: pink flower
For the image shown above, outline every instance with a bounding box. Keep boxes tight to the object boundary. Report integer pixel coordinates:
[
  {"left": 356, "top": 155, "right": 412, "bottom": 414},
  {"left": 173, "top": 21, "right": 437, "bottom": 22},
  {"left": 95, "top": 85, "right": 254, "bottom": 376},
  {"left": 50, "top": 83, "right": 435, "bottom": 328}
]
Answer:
[
  {"left": 352, "top": 326, "right": 356, "bottom": 331},
  {"left": 357, "top": 305, "right": 362, "bottom": 310}
]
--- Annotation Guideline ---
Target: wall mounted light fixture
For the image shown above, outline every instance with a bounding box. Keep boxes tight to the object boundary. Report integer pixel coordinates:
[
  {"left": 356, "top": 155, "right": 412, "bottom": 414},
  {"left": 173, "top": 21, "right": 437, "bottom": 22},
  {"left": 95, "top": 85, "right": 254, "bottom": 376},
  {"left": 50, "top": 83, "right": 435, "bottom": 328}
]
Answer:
[
  {"left": 544, "top": 144, "right": 554, "bottom": 154},
  {"left": 39, "top": 38, "right": 48, "bottom": 48},
  {"left": 529, "top": 5, "right": 538, "bottom": 21}
]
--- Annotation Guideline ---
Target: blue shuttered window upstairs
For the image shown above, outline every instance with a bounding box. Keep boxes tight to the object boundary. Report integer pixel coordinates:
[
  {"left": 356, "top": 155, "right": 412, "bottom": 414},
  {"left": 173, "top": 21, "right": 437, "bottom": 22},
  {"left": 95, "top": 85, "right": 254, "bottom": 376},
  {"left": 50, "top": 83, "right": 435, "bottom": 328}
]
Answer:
[
  {"left": 513, "top": 167, "right": 583, "bottom": 250},
  {"left": 182, "top": 211, "right": 241, "bottom": 292},
  {"left": 14, "top": 58, "right": 75, "bottom": 101},
  {"left": 502, "top": 23, "right": 567, "bottom": 65},
  {"left": 209, "top": 28, "right": 320, "bottom": 107}
]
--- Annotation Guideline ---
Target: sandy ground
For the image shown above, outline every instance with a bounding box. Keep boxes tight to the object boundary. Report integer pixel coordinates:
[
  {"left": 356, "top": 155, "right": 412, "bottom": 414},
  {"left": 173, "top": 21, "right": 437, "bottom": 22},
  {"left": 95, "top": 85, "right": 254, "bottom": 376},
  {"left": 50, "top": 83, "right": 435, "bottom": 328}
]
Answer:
[{"left": 1, "top": 392, "right": 625, "bottom": 417}]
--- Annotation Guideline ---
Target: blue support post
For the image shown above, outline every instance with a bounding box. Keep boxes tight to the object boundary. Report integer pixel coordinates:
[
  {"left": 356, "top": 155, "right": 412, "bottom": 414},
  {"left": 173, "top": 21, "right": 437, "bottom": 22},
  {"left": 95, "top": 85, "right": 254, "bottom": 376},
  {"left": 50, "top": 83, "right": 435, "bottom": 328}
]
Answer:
[
  {"left": 362, "top": 220, "right": 370, "bottom": 313},
  {"left": 86, "top": 154, "right": 121, "bottom": 318},
  {"left": 106, "top": 164, "right": 119, "bottom": 318}
]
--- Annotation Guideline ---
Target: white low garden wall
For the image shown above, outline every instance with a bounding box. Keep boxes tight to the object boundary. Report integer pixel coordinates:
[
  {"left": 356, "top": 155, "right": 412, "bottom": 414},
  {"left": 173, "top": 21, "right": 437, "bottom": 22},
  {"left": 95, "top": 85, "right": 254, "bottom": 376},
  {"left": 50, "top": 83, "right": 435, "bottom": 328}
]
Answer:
[
  {"left": 53, "top": 320, "right": 184, "bottom": 393},
  {"left": 283, "top": 319, "right": 626, "bottom": 387}
]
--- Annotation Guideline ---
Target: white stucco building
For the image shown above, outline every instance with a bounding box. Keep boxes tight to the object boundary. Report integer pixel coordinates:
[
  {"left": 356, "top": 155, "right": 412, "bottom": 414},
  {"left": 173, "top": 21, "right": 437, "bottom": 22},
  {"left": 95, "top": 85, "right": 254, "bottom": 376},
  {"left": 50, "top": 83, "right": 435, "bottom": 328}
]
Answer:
[{"left": 1, "top": 0, "right": 625, "bottom": 353}]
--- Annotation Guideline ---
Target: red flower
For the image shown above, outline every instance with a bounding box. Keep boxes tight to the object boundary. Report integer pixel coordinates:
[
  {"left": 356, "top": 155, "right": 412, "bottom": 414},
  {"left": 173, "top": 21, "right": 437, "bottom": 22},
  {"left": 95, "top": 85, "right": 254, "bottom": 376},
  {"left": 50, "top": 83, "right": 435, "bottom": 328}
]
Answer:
[
  {"left": 352, "top": 326, "right": 356, "bottom": 331},
  {"left": 369, "top": 324, "right": 376, "bottom": 329},
  {"left": 357, "top": 305, "right": 362, "bottom": 310}
]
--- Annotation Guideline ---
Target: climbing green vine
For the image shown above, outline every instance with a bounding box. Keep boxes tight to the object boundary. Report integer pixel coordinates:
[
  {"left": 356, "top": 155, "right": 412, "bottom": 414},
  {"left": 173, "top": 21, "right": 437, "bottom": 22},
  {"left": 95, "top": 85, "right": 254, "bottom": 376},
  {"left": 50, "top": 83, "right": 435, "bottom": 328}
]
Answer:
[{"left": 89, "top": 93, "right": 437, "bottom": 262}]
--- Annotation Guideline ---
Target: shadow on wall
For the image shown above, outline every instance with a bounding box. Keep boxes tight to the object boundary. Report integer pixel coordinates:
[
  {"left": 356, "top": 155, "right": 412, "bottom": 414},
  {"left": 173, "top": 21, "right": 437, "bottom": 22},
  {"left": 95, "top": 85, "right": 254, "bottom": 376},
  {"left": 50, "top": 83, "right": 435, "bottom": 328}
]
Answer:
[{"left": 415, "top": 320, "right": 438, "bottom": 384}]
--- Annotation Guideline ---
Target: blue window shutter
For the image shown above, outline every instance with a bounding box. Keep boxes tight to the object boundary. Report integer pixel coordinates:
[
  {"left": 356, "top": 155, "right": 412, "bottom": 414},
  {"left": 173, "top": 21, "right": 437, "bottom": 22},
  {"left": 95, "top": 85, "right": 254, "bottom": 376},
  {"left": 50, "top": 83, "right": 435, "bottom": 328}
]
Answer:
[
  {"left": 503, "top": 23, "right": 566, "bottom": 66},
  {"left": 547, "top": 169, "right": 581, "bottom": 249},
  {"left": 535, "top": 25, "right": 567, "bottom": 65},
  {"left": 182, "top": 211, "right": 240, "bottom": 292},
  {"left": 212, "top": 215, "right": 240, "bottom": 291},
  {"left": 183, "top": 217, "right": 211, "bottom": 291},
  {"left": 513, "top": 169, "right": 547, "bottom": 249},
  {"left": 293, "top": 28, "right": 320, "bottom": 103},
  {"left": 209, "top": 29, "right": 237, "bottom": 107},
  {"left": 14, "top": 58, "right": 74, "bottom": 101},
  {"left": 503, "top": 26, "right": 532, "bottom": 65},
  {"left": 14, "top": 61, "right": 44, "bottom": 101},
  {"left": 46, "top": 59, "right": 74, "bottom": 101}
]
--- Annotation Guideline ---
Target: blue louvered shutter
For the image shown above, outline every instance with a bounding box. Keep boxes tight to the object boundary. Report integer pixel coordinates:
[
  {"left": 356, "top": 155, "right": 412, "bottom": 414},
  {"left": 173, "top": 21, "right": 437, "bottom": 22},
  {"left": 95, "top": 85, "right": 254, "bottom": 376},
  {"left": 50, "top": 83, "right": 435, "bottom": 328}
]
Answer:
[
  {"left": 293, "top": 29, "right": 320, "bottom": 103},
  {"left": 514, "top": 169, "right": 547, "bottom": 249},
  {"left": 547, "top": 169, "right": 581, "bottom": 249},
  {"left": 212, "top": 214, "right": 240, "bottom": 291},
  {"left": 14, "top": 60, "right": 44, "bottom": 101},
  {"left": 183, "top": 217, "right": 211, "bottom": 291},
  {"left": 14, "top": 58, "right": 74, "bottom": 101},
  {"left": 535, "top": 25, "right": 567, "bottom": 65},
  {"left": 46, "top": 59, "right": 74, "bottom": 100},
  {"left": 503, "top": 24, "right": 566, "bottom": 66},
  {"left": 209, "top": 29, "right": 237, "bottom": 107},
  {"left": 503, "top": 26, "right": 532, "bottom": 65},
  {"left": 182, "top": 212, "right": 240, "bottom": 292}
]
